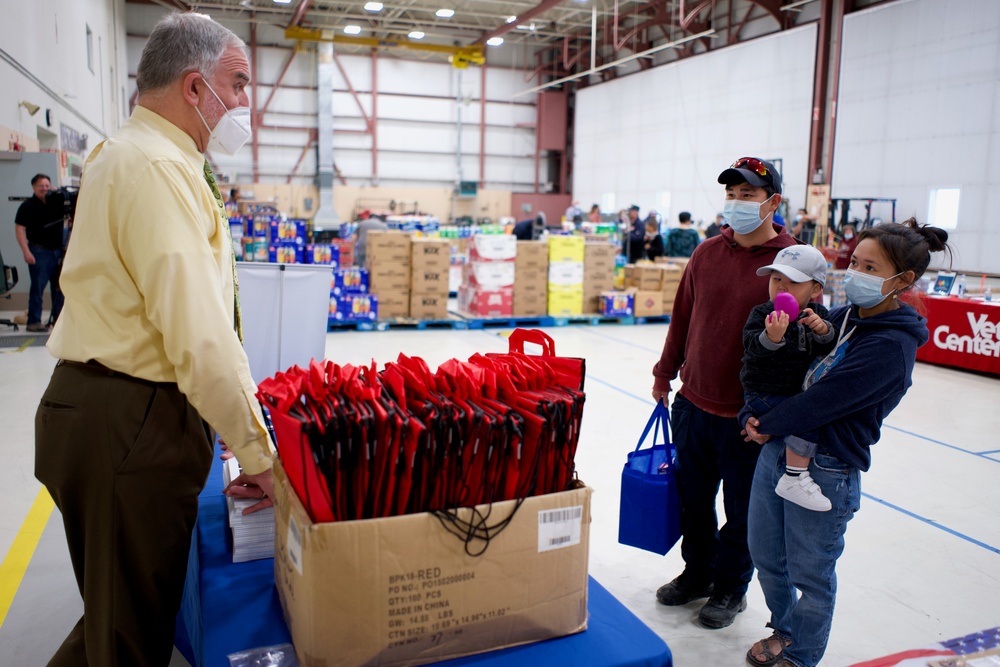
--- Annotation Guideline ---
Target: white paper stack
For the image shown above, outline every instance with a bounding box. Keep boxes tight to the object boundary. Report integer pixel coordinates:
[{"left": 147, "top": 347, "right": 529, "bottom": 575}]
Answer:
[{"left": 223, "top": 457, "right": 275, "bottom": 563}]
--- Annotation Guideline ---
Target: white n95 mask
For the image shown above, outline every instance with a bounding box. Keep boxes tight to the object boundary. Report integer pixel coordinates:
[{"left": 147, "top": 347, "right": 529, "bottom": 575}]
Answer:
[{"left": 195, "top": 77, "right": 252, "bottom": 155}]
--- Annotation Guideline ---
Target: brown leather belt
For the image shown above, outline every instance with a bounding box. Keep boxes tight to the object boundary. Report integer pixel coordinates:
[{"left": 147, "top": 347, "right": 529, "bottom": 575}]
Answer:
[{"left": 56, "top": 359, "right": 173, "bottom": 387}]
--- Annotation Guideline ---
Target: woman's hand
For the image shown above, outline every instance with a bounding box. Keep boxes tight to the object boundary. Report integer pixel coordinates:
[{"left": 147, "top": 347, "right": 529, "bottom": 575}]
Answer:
[{"left": 742, "top": 417, "right": 771, "bottom": 444}]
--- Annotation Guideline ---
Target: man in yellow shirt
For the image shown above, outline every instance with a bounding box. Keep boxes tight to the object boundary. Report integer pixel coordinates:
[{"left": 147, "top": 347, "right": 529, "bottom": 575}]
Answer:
[{"left": 36, "top": 13, "right": 272, "bottom": 666}]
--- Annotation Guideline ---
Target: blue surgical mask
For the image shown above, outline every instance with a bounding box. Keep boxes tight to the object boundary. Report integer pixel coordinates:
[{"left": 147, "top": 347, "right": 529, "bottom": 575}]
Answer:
[
  {"left": 844, "top": 269, "right": 902, "bottom": 308},
  {"left": 723, "top": 195, "right": 773, "bottom": 235}
]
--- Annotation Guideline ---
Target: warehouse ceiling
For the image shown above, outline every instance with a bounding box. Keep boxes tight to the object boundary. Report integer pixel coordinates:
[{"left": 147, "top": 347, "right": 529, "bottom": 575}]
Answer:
[{"left": 132, "top": 0, "right": 818, "bottom": 47}]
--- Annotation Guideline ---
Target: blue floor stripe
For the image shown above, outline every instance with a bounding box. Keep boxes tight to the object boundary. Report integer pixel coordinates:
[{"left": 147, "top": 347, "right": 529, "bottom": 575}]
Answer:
[
  {"left": 881, "top": 424, "right": 1000, "bottom": 464},
  {"left": 977, "top": 449, "right": 1000, "bottom": 455},
  {"left": 861, "top": 492, "right": 1000, "bottom": 555},
  {"left": 586, "top": 375, "right": 658, "bottom": 407}
]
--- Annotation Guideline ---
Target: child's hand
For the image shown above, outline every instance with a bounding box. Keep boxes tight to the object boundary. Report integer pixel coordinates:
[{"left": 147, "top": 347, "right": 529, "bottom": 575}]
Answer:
[
  {"left": 800, "top": 308, "right": 830, "bottom": 336},
  {"left": 765, "top": 310, "right": 790, "bottom": 343}
]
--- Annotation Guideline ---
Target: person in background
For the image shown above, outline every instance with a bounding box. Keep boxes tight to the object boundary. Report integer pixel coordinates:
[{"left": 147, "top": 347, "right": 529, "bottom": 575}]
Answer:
[
  {"left": 225, "top": 186, "right": 240, "bottom": 215},
  {"left": 665, "top": 211, "right": 701, "bottom": 258},
  {"left": 355, "top": 215, "right": 389, "bottom": 267},
  {"left": 15, "top": 173, "right": 66, "bottom": 332},
  {"left": 35, "top": 14, "right": 274, "bottom": 665},
  {"left": 835, "top": 224, "right": 858, "bottom": 270},
  {"left": 651, "top": 157, "right": 797, "bottom": 630},
  {"left": 705, "top": 213, "right": 725, "bottom": 239},
  {"left": 644, "top": 218, "right": 665, "bottom": 260},
  {"left": 512, "top": 212, "right": 546, "bottom": 241},
  {"left": 588, "top": 203, "right": 602, "bottom": 223},
  {"left": 791, "top": 208, "right": 819, "bottom": 245},
  {"left": 623, "top": 204, "right": 645, "bottom": 263},
  {"left": 564, "top": 200, "right": 583, "bottom": 226},
  {"left": 743, "top": 219, "right": 950, "bottom": 667}
]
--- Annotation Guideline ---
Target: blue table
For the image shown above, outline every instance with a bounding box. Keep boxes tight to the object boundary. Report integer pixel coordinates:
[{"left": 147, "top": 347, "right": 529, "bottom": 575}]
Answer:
[{"left": 177, "top": 456, "right": 672, "bottom": 667}]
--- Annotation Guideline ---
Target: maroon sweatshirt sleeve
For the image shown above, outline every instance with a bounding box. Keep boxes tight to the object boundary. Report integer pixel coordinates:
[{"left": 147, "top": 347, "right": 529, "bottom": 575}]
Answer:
[{"left": 652, "top": 255, "right": 696, "bottom": 393}]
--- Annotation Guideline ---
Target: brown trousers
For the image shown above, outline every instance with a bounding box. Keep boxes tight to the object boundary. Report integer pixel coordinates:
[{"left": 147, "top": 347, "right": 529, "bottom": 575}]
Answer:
[{"left": 35, "top": 360, "right": 213, "bottom": 667}]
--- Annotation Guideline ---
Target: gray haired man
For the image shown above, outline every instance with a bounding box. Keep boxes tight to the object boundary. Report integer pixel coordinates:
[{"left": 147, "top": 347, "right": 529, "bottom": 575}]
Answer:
[{"left": 37, "top": 13, "right": 273, "bottom": 666}]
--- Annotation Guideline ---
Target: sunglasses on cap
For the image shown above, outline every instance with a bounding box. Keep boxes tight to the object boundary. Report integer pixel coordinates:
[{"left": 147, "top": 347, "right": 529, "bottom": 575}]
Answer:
[{"left": 730, "top": 157, "right": 768, "bottom": 177}]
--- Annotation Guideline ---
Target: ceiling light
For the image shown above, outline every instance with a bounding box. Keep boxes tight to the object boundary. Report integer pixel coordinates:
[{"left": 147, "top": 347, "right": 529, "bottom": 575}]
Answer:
[
  {"left": 364, "top": 1, "right": 383, "bottom": 11},
  {"left": 506, "top": 15, "right": 517, "bottom": 23},
  {"left": 344, "top": 24, "right": 362, "bottom": 34},
  {"left": 272, "top": 0, "right": 292, "bottom": 4},
  {"left": 408, "top": 30, "right": 425, "bottom": 39},
  {"left": 486, "top": 37, "right": 504, "bottom": 46},
  {"left": 436, "top": 8, "right": 455, "bottom": 18}
]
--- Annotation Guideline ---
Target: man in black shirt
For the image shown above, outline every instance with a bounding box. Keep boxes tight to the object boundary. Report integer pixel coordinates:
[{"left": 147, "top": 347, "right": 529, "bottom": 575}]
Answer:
[{"left": 15, "top": 173, "right": 65, "bottom": 331}]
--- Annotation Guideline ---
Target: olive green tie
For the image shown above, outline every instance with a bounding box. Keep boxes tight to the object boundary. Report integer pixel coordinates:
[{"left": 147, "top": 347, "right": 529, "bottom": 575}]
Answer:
[{"left": 203, "top": 161, "right": 244, "bottom": 344}]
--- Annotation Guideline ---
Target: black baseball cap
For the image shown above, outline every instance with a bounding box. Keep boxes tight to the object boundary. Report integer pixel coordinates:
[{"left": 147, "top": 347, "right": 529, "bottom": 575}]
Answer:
[
  {"left": 628, "top": 204, "right": 640, "bottom": 211},
  {"left": 718, "top": 157, "right": 782, "bottom": 194}
]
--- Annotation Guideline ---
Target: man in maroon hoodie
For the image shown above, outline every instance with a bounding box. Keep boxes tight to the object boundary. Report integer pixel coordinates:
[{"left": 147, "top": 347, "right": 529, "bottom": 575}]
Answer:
[{"left": 651, "top": 157, "right": 797, "bottom": 629}]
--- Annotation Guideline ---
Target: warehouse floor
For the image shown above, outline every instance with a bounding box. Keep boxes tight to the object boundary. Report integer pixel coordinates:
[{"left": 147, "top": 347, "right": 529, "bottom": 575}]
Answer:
[{"left": 2, "top": 321, "right": 998, "bottom": 666}]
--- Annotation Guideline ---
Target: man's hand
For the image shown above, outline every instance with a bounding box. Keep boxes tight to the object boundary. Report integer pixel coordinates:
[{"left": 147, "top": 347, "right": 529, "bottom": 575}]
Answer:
[
  {"left": 800, "top": 308, "right": 830, "bottom": 336},
  {"left": 652, "top": 386, "right": 671, "bottom": 407},
  {"left": 225, "top": 468, "right": 275, "bottom": 516},
  {"left": 741, "top": 417, "right": 771, "bottom": 444},
  {"left": 765, "top": 310, "right": 790, "bottom": 344},
  {"left": 23, "top": 250, "right": 35, "bottom": 265}
]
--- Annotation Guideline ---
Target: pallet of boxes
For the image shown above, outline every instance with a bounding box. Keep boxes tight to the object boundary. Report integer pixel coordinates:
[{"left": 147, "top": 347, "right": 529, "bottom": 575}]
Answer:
[
  {"left": 583, "top": 242, "right": 617, "bottom": 314},
  {"left": 654, "top": 257, "right": 687, "bottom": 316},
  {"left": 547, "top": 236, "right": 585, "bottom": 317},
  {"left": 514, "top": 239, "right": 548, "bottom": 317},
  {"left": 410, "top": 238, "right": 451, "bottom": 320},
  {"left": 458, "top": 234, "right": 517, "bottom": 318},
  {"left": 367, "top": 231, "right": 412, "bottom": 320}
]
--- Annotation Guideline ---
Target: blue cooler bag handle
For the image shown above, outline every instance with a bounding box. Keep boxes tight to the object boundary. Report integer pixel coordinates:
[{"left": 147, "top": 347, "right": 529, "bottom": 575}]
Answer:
[{"left": 618, "top": 401, "right": 681, "bottom": 555}]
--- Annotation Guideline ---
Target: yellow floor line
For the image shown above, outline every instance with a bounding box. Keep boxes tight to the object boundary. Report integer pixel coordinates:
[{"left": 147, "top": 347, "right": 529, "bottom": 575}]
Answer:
[{"left": 0, "top": 488, "right": 55, "bottom": 629}]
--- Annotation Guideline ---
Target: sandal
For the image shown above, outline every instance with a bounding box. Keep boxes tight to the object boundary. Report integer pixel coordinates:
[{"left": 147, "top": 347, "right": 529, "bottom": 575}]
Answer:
[{"left": 746, "top": 632, "right": 792, "bottom": 666}]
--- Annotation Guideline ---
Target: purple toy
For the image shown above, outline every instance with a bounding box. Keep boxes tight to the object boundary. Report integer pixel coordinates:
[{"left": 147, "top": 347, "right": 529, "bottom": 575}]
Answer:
[{"left": 773, "top": 292, "right": 800, "bottom": 320}]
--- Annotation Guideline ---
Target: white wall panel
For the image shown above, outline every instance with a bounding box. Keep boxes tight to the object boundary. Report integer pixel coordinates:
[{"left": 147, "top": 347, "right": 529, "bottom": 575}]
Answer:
[
  {"left": 573, "top": 24, "right": 817, "bottom": 225},
  {"left": 833, "top": 0, "right": 1000, "bottom": 273}
]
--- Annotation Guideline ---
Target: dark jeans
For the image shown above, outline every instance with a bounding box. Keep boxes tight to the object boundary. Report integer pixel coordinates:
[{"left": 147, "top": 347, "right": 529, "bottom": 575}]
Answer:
[
  {"left": 27, "top": 244, "right": 63, "bottom": 325},
  {"left": 671, "top": 393, "right": 763, "bottom": 595},
  {"left": 35, "top": 361, "right": 213, "bottom": 667}
]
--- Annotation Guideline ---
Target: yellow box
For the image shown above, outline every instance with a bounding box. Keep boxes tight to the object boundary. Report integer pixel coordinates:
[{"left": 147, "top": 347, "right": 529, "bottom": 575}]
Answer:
[
  {"left": 547, "top": 286, "right": 584, "bottom": 316},
  {"left": 548, "top": 236, "right": 585, "bottom": 264}
]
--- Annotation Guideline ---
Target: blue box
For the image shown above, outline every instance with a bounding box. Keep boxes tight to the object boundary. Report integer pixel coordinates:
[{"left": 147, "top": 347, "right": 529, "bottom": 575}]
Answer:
[
  {"left": 250, "top": 216, "right": 273, "bottom": 238},
  {"left": 304, "top": 244, "right": 340, "bottom": 267},
  {"left": 331, "top": 267, "right": 369, "bottom": 296},
  {"left": 268, "top": 219, "right": 306, "bottom": 245},
  {"left": 330, "top": 293, "right": 379, "bottom": 322},
  {"left": 268, "top": 243, "right": 304, "bottom": 264},
  {"left": 600, "top": 291, "right": 634, "bottom": 317}
]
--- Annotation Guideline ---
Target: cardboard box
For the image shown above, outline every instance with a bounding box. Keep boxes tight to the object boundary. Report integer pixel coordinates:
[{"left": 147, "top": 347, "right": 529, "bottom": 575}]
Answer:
[
  {"left": 513, "top": 291, "right": 547, "bottom": 317},
  {"left": 515, "top": 241, "right": 549, "bottom": 271},
  {"left": 465, "top": 261, "right": 516, "bottom": 289},
  {"left": 410, "top": 292, "right": 449, "bottom": 320},
  {"left": 269, "top": 243, "right": 304, "bottom": 264},
  {"left": 305, "top": 244, "right": 341, "bottom": 267},
  {"left": 584, "top": 243, "right": 617, "bottom": 268},
  {"left": 376, "top": 288, "right": 410, "bottom": 319},
  {"left": 468, "top": 235, "right": 517, "bottom": 262},
  {"left": 368, "top": 231, "right": 413, "bottom": 266},
  {"left": 332, "top": 267, "right": 369, "bottom": 297},
  {"left": 411, "top": 238, "right": 451, "bottom": 271},
  {"left": 514, "top": 268, "right": 548, "bottom": 295},
  {"left": 547, "top": 262, "right": 585, "bottom": 287},
  {"left": 369, "top": 266, "right": 411, "bottom": 292},
  {"left": 548, "top": 236, "right": 585, "bottom": 264},
  {"left": 329, "top": 293, "right": 379, "bottom": 322},
  {"left": 632, "top": 289, "right": 664, "bottom": 317},
  {"left": 547, "top": 286, "right": 584, "bottom": 317},
  {"left": 269, "top": 219, "right": 307, "bottom": 245},
  {"left": 625, "top": 265, "right": 664, "bottom": 291},
  {"left": 411, "top": 267, "right": 449, "bottom": 294},
  {"left": 273, "top": 460, "right": 590, "bottom": 667},
  {"left": 458, "top": 286, "right": 514, "bottom": 317},
  {"left": 600, "top": 291, "right": 635, "bottom": 317}
]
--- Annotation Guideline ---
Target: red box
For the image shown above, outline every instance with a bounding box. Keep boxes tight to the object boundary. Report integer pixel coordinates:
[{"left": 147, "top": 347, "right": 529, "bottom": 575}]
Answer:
[{"left": 458, "top": 285, "right": 514, "bottom": 317}]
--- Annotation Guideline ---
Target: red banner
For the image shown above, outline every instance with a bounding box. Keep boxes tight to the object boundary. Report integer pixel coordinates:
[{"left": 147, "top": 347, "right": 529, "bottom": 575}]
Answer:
[{"left": 916, "top": 296, "right": 1000, "bottom": 376}]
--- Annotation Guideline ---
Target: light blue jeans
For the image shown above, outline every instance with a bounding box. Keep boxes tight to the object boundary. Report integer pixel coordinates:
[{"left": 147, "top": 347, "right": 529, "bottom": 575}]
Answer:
[{"left": 748, "top": 441, "right": 861, "bottom": 667}]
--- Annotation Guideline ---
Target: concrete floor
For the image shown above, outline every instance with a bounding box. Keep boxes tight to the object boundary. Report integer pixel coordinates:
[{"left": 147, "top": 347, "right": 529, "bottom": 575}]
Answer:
[{"left": 2, "top": 317, "right": 998, "bottom": 666}]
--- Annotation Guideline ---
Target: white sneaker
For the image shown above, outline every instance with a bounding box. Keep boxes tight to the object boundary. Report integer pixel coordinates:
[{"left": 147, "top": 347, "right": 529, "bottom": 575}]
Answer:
[{"left": 776, "top": 472, "right": 832, "bottom": 512}]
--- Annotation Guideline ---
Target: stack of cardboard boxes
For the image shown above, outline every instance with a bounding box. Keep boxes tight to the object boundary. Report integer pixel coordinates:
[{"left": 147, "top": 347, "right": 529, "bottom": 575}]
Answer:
[
  {"left": 547, "top": 237, "right": 586, "bottom": 316},
  {"left": 659, "top": 262, "right": 683, "bottom": 316},
  {"left": 410, "top": 238, "right": 451, "bottom": 320},
  {"left": 366, "top": 231, "right": 411, "bottom": 319},
  {"left": 458, "top": 235, "right": 517, "bottom": 317},
  {"left": 514, "top": 241, "right": 548, "bottom": 317},
  {"left": 625, "top": 265, "right": 665, "bottom": 317},
  {"left": 583, "top": 243, "right": 617, "bottom": 314}
]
